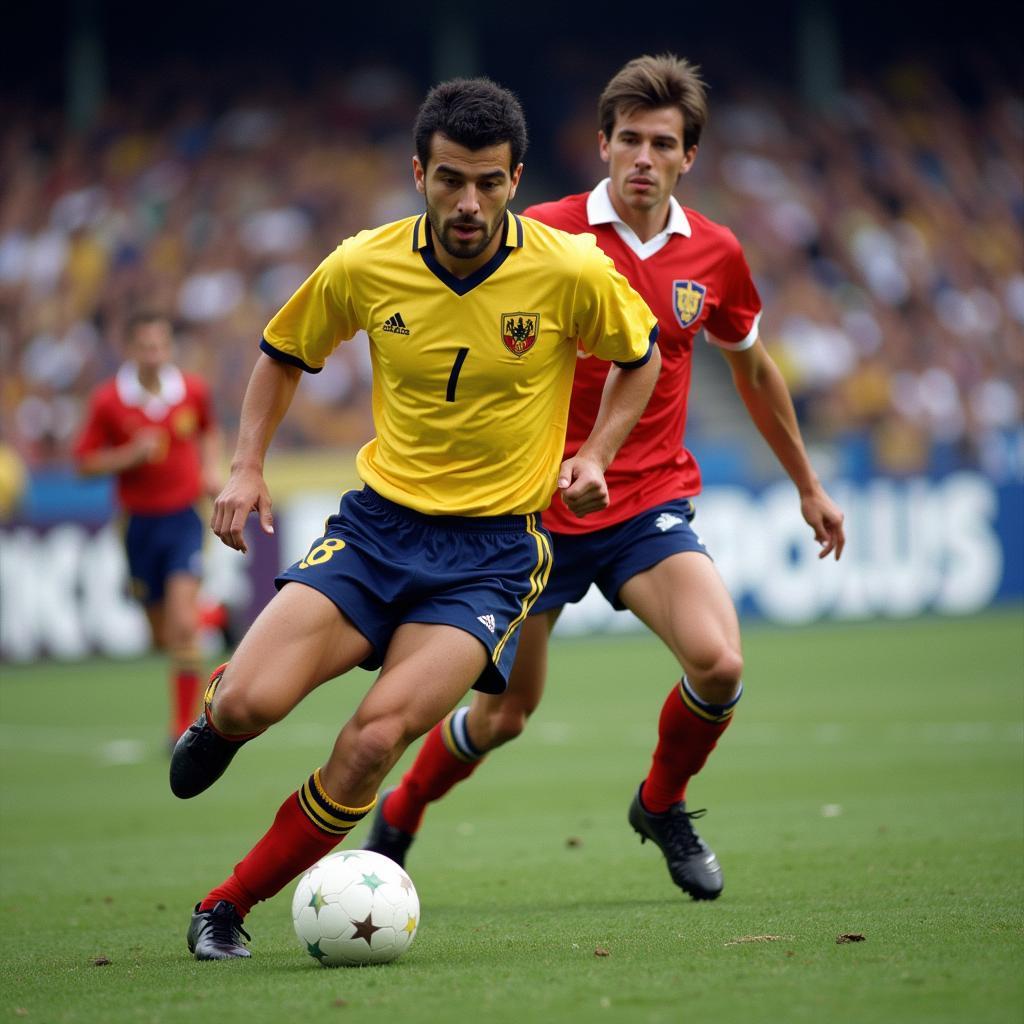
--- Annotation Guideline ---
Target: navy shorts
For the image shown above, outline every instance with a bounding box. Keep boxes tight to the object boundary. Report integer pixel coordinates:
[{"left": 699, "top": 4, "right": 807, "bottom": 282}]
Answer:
[
  {"left": 533, "top": 498, "right": 709, "bottom": 614},
  {"left": 124, "top": 506, "right": 204, "bottom": 605},
  {"left": 275, "top": 488, "right": 553, "bottom": 694}
]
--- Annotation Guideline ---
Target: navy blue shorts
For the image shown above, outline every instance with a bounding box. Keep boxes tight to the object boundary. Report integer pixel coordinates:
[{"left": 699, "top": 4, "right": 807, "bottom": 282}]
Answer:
[
  {"left": 124, "top": 506, "right": 204, "bottom": 605},
  {"left": 275, "top": 488, "right": 553, "bottom": 694},
  {"left": 533, "top": 498, "right": 709, "bottom": 614}
]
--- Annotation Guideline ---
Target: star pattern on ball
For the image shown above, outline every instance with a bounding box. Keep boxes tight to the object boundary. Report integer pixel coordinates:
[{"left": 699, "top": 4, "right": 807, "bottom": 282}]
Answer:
[
  {"left": 350, "top": 912, "right": 382, "bottom": 946},
  {"left": 359, "top": 872, "right": 384, "bottom": 892},
  {"left": 403, "top": 915, "right": 417, "bottom": 935},
  {"left": 398, "top": 872, "right": 415, "bottom": 893},
  {"left": 308, "top": 883, "right": 326, "bottom": 913},
  {"left": 306, "top": 939, "right": 328, "bottom": 963},
  {"left": 337, "top": 851, "right": 363, "bottom": 861}
]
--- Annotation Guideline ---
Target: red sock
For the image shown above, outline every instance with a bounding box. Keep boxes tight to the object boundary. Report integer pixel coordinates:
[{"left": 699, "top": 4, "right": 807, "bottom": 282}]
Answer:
[
  {"left": 199, "top": 771, "right": 376, "bottom": 918},
  {"left": 641, "top": 678, "right": 740, "bottom": 813},
  {"left": 172, "top": 668, "right": 200, "bottom": 738},
  {"left": 384, "top": 718, "right": 482, "bottom": 835}
]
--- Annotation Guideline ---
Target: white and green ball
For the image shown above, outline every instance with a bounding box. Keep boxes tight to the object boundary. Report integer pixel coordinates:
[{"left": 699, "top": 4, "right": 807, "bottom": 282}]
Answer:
[{"left": 292, "top": 849, "right": 419, "bottom": 966}]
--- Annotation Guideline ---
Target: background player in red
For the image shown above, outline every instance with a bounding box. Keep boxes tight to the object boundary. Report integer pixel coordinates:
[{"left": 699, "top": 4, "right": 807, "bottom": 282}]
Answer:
[
  {"left": 367, "top": 54, "right": 846, "bottom": 900},
  {"left": 75, "top": 312, "right": 223, "bottom": 744}
]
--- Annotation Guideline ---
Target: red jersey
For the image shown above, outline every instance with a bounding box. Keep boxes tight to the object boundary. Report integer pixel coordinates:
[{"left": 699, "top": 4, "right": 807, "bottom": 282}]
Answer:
[
  {"left": 525, "top": 182, "right": 761, "bottom": 534},
  {"left": 74, "top": 364, "right": 214, "bottom": 515}
]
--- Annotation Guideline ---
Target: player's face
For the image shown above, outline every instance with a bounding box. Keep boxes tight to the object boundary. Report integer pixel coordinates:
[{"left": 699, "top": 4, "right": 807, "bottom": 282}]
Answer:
[
  {"left": 129, "top": 321, "right": 174, "bottom": 373},
  {"left": 414, "top": 135, "right": 523, "bottom": 268},
  {"left": 599, "top": 106, "right": 696, "bottom": 216}
]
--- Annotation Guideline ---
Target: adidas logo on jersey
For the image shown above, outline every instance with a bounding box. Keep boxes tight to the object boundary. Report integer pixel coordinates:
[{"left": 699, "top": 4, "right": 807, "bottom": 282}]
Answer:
[
  {"left": 477, "top": 614, "right": 496, "bottom": 633},
  {"left": 382, "top": 312, "right": 410, "bottom": 335},
  {"left": 654, "top": 512, "right": 684, "bottom": 532}
]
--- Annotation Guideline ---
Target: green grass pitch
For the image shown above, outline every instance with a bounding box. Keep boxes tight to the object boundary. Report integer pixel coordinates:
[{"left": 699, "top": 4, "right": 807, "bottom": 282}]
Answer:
[{"left": 1, "top": 610, "right": 1022, "bottom": 1023}]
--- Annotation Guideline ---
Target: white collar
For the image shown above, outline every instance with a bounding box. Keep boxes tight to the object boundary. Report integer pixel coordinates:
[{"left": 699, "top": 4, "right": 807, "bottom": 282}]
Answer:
[
  {"left": 115, "top": 362, "right": 186, "bottom": 419},
  {"left": 586, "top": 178, "right": 691, "bottom": 260}
]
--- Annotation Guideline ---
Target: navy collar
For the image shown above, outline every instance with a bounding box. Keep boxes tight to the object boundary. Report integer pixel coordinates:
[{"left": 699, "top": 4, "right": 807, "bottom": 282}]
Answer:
[{"left": 412, "top": 211, "right": 523, "bottom": 296}]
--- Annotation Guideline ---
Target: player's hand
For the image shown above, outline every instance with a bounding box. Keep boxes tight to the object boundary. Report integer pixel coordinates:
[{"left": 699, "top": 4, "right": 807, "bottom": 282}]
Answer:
[
  {"left": 131, "top": 428, "right": 165, "bottom": 465},
  {"left": 557, "top": 455, "right": 609, "bottom": 518},
  {"left": 211, "top": 466, "right": 274, "bottom": 554},
  {"left": 800, "top": 486, "right": 845, "bottom": 560}
]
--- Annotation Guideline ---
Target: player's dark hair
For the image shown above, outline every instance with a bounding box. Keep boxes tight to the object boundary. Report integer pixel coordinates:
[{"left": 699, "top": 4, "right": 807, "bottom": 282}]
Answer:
[
  {"left": 599, "top": 54, "right": 708, "bottom": 151},
  {"left": 126, "top": 310, "right": 173, "bottom": 340},
  {"left": 414, "top": 77, "right": 528, "bottom": 172}
]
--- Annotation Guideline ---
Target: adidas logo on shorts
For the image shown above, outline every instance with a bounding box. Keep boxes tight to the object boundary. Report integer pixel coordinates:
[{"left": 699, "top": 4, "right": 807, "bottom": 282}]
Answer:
[
  {"left": 477, "top": 614, "right": 496, "bottom": 633},
  {"left": 654, "top": 512, "right": 684, "bottom": 532},
  {"left": 382, "top": 312, "right": 410, "bottom": 335}
]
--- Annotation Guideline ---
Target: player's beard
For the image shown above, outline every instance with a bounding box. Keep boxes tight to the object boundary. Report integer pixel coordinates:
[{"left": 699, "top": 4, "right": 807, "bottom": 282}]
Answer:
[{"left": 427, "top": 201, "right": 508, "bottom": 262}]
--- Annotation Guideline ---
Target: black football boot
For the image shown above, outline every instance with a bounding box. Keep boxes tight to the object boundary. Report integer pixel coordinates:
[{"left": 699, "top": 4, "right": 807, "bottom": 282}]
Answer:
[
  {"left": 169, "top": 665, "right": 256, "bottom": 798},
  {"left": 186, "top": 901, "right": 252, "bottom": 960},
  {"left": 628, "top": 785, "right": 724, "bottom": 900},
  {"left": 362, "top": 789, "right": 416, "bottom": 868}
]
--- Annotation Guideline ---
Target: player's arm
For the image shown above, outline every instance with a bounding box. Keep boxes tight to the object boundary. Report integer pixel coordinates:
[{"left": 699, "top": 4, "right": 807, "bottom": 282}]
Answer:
[
  {"left": 211, "top": 353, "right": 301, "bottom": 553},
  {"left": 76, "top": 436, "right": 163, "bottom": 476},
  {"left": 559, "top": 347, "right": 661, "bottom": 517},
  {"left": 717, "top": 337, "right": 845, "bottom": 559},
  {"left": 74, "top": 401, "right": 163, "bottom": 477},
  {"left": 199, "top": 421, "right": 225, "bottom": 499}
]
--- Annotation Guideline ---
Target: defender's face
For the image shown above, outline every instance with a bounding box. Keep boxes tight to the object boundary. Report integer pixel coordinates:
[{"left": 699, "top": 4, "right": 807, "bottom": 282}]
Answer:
[
  {"left": 600, "top": 106, "right": 696, "bottom": 214},
  {"left": 129, "top": 321, "right": 174, "bottom": 372},
  {"left": 414, "top": 135, "right": 522, "bottom": 263}
]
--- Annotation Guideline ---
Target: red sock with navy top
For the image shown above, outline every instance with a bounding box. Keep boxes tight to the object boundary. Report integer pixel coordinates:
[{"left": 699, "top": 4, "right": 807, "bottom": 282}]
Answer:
[
  {"left": 199, "top": 770, "right": 376, "bottom": 918},
  {"left": 382, "top": 707, "right": 484, "bottom": 835},
  {"left": 640, "top": 676, "right": 742, "bottom": 813}
]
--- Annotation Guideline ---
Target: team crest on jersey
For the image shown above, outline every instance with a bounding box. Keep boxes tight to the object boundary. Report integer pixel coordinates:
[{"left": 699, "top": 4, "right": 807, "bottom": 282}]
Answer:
[
  {"left": 172, "top": 407, "right": 198, "bottom": 438},
  {"left": 672, "top": 280, "right": 707, "bottom": 329},
  {"left": 501, "top": 312, "right": 540, "bottom": 357}
]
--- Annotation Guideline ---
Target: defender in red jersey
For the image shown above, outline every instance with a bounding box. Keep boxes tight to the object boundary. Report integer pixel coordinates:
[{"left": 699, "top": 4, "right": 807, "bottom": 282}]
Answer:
[
  {"left": 74, "top": 312, "right": 223, "bottom": 744},
  {"left": 367, "top": 55, "right": 846, "bottom": 900}
]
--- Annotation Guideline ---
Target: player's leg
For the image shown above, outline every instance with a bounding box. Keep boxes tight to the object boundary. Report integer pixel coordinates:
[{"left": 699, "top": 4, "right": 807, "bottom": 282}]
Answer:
[
  {"left": 367, "top": 609, "right": 558, "bottom": 863},
  {"left": 170, "top": 582, "right": 374, "bottom": 799},
  {"left": 142, "top": 603, "right": 166, "bottom": 649},
  {"left": 162, "top": 571, "right": 204, "bottom": 740},
  {"left": 188, "top": 622, "right": 485, "bottom": 959},
  {"left": 125, "top": 515, "right": 184, "bottom": 742},
  {"left": 158, "top": 508, "right": 207, "bottom": 740},
  {"left": 619, "top": 549, "right": 742, "bottom": 899}
]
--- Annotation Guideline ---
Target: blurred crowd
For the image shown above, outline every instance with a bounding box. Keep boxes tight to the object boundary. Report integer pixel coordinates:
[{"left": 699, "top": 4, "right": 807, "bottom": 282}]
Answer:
[{"left": 1, "top": 58, "right": 1021, "bottom": 490}]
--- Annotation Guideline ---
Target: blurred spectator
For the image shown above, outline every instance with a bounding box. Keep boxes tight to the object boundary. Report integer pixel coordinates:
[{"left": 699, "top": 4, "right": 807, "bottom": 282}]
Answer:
[{"left": 1, "top": 58, "right": 1020, "bottom": 477}]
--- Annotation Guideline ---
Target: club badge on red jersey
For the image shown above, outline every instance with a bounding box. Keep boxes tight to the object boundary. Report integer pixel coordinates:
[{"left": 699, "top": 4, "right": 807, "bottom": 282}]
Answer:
[
  {"left": 501, "top": 312, "right": 540, "bottom": 357},
  {"left": 673, "top": 280, "right": 707, "bottom": 329},
  {"left": 172, "top": 406, "right": 199, "bottom": 438}
]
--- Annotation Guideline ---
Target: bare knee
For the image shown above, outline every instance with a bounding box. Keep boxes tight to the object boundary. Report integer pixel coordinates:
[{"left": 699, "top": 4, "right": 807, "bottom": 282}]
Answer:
[
  {"left": 342, "top": 716, "right": 409, "bottom": 780},
  {"left": 686, "top": 648, "right": 744, "bottom": 705},
  {"left": 163, "top": 609, "right": 199, "bottom": 655},
  {"left": 211, "top": 671, "right": 286, "bottom": 734}
]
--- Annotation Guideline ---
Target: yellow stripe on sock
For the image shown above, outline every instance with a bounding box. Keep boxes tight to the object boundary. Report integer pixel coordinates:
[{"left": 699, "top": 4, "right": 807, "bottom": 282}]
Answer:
[
  {"left": 440, "top": 712, "right": 477, "bottom": 764},
  {"left": 678, "top": 681, "right": 736, "bottom": 724},
  {"left": 311, "top": 768, "right": 377, "bottom": 818}
]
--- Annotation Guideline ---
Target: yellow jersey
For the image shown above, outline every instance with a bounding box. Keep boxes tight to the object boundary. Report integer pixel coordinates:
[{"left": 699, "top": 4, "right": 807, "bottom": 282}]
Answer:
[{"left": 261, "top": 210, "right": 657, "bottom": 516}]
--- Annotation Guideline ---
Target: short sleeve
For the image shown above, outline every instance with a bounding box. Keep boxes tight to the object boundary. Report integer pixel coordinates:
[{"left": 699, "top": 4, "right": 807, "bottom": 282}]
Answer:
[
  {"left": 572, "top": 240, "right": 658, "bottom": 366},
  {"left": 704, "top": 240, "right": 762, "bottom": 350},
  {"left": 261, "top": 244, "right": 362, "bottom": 373}
]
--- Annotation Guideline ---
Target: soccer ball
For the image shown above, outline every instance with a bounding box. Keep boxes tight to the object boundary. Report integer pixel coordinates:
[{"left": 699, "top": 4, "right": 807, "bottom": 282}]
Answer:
[{"left": 292, "top": 849, "right": 419, "bottom": 966}]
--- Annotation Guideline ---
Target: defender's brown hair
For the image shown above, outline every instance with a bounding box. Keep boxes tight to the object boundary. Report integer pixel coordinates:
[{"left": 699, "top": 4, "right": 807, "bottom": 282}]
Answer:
[{"left": 598, "top": 54, "right": 708, "bottom": 152}]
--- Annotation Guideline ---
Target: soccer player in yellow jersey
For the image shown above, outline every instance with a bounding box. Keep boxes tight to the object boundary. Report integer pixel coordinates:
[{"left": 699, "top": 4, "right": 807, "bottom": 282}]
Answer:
[{"left": 170, "top": 77, "right": 661, "bottom": 960}]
